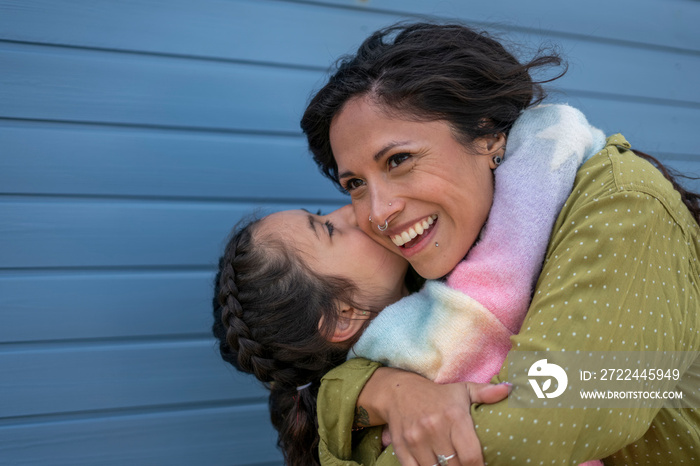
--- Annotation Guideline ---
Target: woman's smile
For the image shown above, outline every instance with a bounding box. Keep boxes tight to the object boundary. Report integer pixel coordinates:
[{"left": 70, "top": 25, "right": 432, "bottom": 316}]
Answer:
[{"left": 389, "top": 214, "right": 437, "bottom": 248}]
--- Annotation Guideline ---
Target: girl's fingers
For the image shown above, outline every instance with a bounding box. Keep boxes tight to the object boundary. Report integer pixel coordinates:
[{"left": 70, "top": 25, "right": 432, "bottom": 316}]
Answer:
[
  {"left": 451, "top": 414, "right": 483, "bottom": 466},
  {"left": 467, "top": 381, "right": 511, "bottom": 405}
]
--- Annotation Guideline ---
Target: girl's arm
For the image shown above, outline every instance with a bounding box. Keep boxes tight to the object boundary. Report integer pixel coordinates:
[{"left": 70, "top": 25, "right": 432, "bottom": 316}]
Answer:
[
  {"left": 319, "top": 360, "right": 509, "bottom": 466},
  {"left": 360, "top": 368, "right": 509, "bottom": 466}
]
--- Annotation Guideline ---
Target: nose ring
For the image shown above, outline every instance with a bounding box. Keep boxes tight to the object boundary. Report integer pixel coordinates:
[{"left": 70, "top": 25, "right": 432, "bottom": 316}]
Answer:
[{"left": 378, "top": 220, "right": 389, "bottom": 231}]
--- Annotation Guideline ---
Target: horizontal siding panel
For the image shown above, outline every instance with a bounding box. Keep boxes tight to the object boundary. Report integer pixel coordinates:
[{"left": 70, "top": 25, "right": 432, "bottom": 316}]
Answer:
[
  {"left": 0, "top": 0, "right": 377, "bottom": 69},
  {"left": 0, "top": 271, "right": 216, "bottom": 343},
  {"left": 0, "top": 42, "right": 318, "bottom": 133},
  {"left": 313, "top": 0, "right": 700, "bottom": 53},
  {"left": 548, "top": 33, "right": 700, "bottom": 106},
  {"left": 0, "top": 121, "right": 343, "bottom": 200},
  {"left": 0, "top": 0, "right": 697, "bottom": 66},
  {"left": 551, "top": 95, "right": 700, "bottom": 158},
  {"left": 1, "top": 41, "right": 698, "bottom": 134},
  {"left": 0, "top": 404, "right": 281, "bottom": 466},
  {"left": 0, "top": 199, "right": 344, "bottom": 269},
  {"left": 0, "top": 339, "right": 264, "bottom": 418},
  {"left": 1, "top": 102, "right": 698, "bottom": 197},
  {"left": 1, "top": 104, "right": 697, "bottom": 201}
]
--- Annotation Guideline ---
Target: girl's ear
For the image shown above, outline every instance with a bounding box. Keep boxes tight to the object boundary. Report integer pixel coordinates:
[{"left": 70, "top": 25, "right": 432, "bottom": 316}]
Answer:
[{"left": 319, "top": 304, "right": 370, "bottom": 343}]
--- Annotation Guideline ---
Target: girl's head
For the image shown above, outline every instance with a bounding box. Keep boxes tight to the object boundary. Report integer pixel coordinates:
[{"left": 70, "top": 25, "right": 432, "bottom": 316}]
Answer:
[
  {"left": 212, "top": 204, "right": 409, "bottom": 466},
  {"left": 301, "top": 22, "right": 564, "bottom": 278}
]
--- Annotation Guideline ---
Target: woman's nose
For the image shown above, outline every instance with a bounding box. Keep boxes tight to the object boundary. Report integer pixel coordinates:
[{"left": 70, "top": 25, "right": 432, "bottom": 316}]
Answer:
[{"left": 369, "top": 186, "right": 402, "bottom": 230}]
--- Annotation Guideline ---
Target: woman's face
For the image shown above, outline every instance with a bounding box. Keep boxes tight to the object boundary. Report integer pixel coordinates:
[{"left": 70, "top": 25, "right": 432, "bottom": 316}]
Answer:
[
  {"left": 259, "top": 205, "right": 409, "bottom": 309},
  {"left": 329, "top": 96, "right": 497, "bottom": 279}
]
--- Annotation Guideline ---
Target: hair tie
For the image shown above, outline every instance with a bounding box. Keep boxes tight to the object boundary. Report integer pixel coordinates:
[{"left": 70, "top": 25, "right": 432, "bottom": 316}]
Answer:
[{"left": 296, "top": 382, "right": 312, "bottom": 391}]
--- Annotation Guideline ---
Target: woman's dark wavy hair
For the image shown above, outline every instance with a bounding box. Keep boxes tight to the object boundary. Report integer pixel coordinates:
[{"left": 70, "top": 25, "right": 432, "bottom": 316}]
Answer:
[
  {"left": 212, "top": 216, "right": 376, "bottom": 466},
  {"left": 301, "top": 21, "right": 565, "bottom": 187},
  {"left": 301, "top": 21, "right": 700, "bottom": 222}
]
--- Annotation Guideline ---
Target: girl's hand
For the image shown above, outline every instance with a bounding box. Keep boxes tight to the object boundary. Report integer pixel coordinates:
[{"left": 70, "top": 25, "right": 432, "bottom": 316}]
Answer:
[{"left": 358, "top": 368, "right": 509, "bottom": 466}]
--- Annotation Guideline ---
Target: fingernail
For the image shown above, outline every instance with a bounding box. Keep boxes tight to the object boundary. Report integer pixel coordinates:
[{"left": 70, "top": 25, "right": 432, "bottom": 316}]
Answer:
[{"left": 499, "top": 382, "right": 514, "bottom": 393}]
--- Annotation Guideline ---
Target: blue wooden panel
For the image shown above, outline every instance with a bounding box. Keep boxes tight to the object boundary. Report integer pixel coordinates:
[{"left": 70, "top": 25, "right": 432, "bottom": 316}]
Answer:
[
  {"left": 1, "top": 103, "right": 698, "bottom": 199},
  {"left": 0, "top": 107, "right": 697, "bottom": 199},
  {"left": 531, "top": 33, "right": 700, "bottom": 105},
  {"left": 0, "top": 41, "right": 317, "bottom": 132},
  {"left": 313, "top": 0, "right": 700, "bottom": 53},
  {"left": 0, "top": 0, "right": 376, "bottom": 69},
  {"left": 0, "top": 199, "right": 344, "bottom": 268},
  {"left": 0, "top": 0, "right": 696, "bottom": 66},
  {"left": 0, "top": 404, "right": 282, "bottom": 466},
  {"left": 0, "top": 121, "right": 344, "bottom": 200},
  {"left": 1, "top": 41, "right": 698, "bottom": 133},
  {"left": 0, "top": 271, "right": 215, "bottom": 343},
  {"left": 548, "top": 95, "right": 700, "bottom": 157},
  {"left": 0, "top": 339, "right": 265, "bottom": 418}
]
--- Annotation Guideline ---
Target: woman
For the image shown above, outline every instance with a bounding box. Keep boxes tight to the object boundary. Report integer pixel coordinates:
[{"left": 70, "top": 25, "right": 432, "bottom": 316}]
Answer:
[{"left": 301, "top": 22, "right": 700, "bottom": 465}]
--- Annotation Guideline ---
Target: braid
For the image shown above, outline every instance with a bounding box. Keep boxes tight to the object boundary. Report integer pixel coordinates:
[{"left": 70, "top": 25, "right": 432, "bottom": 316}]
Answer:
[{"left": 212, "top": 216, "right": 357, "bottom": 466}]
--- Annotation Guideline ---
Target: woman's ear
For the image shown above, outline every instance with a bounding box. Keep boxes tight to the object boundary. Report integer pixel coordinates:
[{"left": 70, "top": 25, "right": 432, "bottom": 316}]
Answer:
[
  {"left": 319, "top": 305, "right": 370, "bottom": 343},
  {"left": 476, "top": 133, "right": 506, "bottom": 169},
  {"left": 477, "top": 132, "right": 506, "bottom": 153}
]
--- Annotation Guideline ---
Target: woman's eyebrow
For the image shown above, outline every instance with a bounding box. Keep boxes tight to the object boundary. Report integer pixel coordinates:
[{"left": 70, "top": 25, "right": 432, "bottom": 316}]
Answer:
[
  {"left": 374, "top": 141, "right": 410, "bottom": 162},
  {"left": 337, "top": 140, "right": 410, "bottom": 179}
]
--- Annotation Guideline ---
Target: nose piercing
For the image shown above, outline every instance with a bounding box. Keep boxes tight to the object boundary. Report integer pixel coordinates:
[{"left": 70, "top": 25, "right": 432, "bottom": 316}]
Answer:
[
  {"left": 369, "top": 215, "right": 372, "bottom": 223},
  {"left": 388, "top": 202, "right": 392, "bottom": 206},
  {"left": 378, "top": 220, "right": 389, "bottom": 231}
]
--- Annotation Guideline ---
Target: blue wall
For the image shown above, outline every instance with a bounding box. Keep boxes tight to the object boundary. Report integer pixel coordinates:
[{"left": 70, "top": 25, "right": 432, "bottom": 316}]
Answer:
[{"left": 1, "top": 1, "right": 699, "bottom": 464}]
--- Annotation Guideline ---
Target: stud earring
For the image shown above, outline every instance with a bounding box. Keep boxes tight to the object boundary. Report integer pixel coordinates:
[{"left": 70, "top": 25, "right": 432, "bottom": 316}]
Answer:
[{"left": 492, "top": 155, "right": 503, "bottom": 167}]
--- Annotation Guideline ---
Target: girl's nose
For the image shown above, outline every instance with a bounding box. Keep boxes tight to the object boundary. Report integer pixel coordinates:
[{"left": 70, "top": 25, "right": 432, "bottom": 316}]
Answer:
[{"left": 329, "top": 204, "right": 357, "bottom": 228}]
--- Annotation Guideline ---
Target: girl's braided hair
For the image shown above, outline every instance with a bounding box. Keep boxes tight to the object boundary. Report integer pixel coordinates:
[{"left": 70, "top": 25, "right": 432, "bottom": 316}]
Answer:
[{"left": 212, "top": 216, "right": 360, "bottom": 466}]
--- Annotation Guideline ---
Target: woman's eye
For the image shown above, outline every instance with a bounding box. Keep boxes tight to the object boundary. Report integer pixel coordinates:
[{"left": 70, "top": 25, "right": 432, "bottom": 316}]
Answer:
[
  {"left": 325, "top": 220, "right": 335, "bottom": 237},
  {"left": 344, "top": 178, "right": 365, "bottom": 192},
  {"left": 388, "top": 153, "right": 411, "bottom": 168}
]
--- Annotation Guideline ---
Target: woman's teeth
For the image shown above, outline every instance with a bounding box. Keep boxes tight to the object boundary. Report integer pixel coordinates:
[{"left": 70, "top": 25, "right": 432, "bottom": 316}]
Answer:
[{"left": 391, "top": 215, "right": 437, "bottom": 247}]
